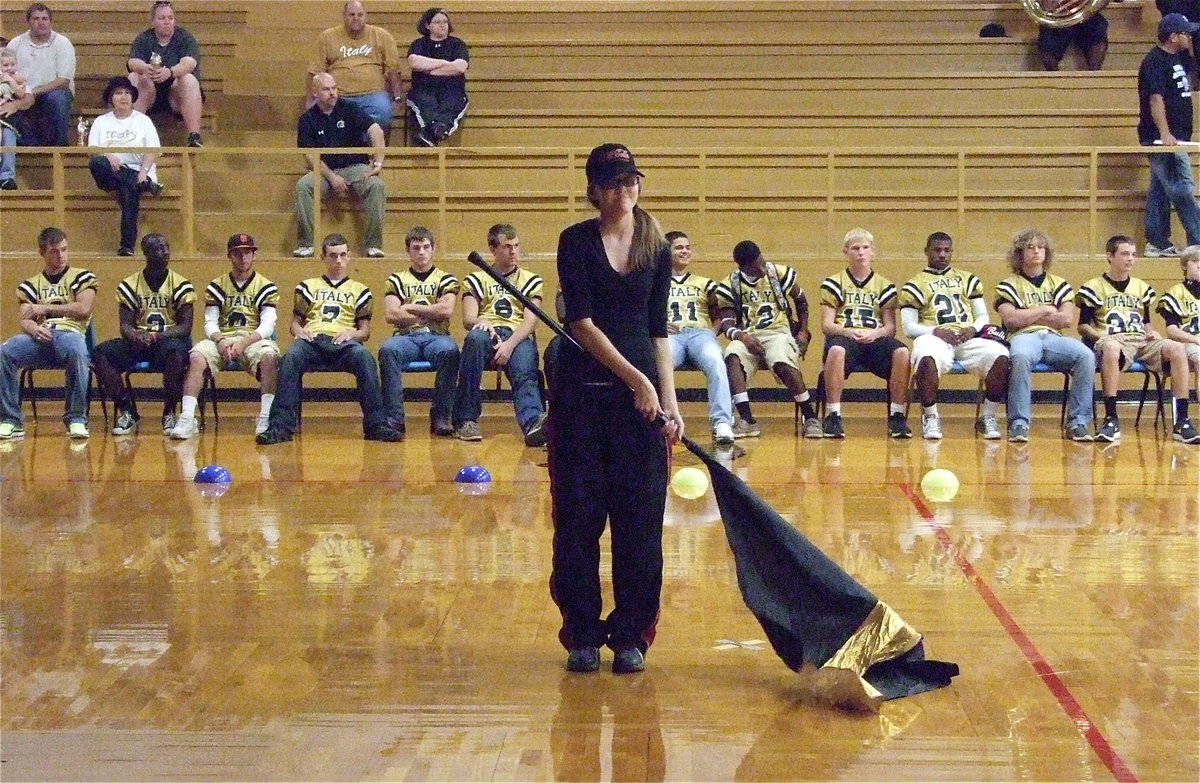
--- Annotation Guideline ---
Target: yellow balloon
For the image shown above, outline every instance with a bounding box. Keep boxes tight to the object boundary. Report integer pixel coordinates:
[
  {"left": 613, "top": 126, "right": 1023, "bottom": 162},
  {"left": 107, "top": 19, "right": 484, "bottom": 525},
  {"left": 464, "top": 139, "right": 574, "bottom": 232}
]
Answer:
[
  {"left": 671, "top": 467, "right": 709, "bottom": 500},
  {"left": 921, "top": 469, "right": 960, "bottom": 503}
]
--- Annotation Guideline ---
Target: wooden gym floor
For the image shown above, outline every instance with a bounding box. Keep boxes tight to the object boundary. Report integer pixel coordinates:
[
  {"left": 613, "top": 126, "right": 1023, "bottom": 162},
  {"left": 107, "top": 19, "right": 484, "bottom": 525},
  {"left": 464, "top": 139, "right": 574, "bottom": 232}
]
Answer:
[{"left": 0, "top": 402, "right": 1196, "bottom": 782}]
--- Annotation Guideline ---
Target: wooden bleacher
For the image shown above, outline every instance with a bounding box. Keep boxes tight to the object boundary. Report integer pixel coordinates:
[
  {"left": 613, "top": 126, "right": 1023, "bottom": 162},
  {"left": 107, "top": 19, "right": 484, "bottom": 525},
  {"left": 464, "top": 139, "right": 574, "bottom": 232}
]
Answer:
[{"left": 0, "top": 0, "right": 1186, "bottom": 399}]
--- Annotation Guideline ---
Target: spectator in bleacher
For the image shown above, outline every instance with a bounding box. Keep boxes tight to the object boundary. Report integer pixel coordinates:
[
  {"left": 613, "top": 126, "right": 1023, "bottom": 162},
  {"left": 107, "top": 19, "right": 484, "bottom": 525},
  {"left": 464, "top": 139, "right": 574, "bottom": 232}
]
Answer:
[
  {"left": 256, "top": 233, "right": 404, "bottom": 445},
  {"left": 995, "top": 229, "right": 1095, "bottom": 443},
  {"left": 453, "top": 223, "right": 548, "bottom": 445},
  {"left": 713, "top": 240, "right": 819, "bottom": 438},
  {"left": 0, "top": 227, "right": 96, "bottom": 441},
  {"left": 406, "top": 7, "right": 469, "bottom": 147},
  {"left": 1036, "top": 9, "right": 1107, "bottom": 71},
  {"left": 0, "top": 47, "right": 29, "bottom": 190},
  {"left": 6, "top": 3, "right": 74, "bottom": 147},
  {"left": 92, "top": 233, "right": 194, "bottom": 437},
  {"left": 309, "top": 1, "right": 402, "bottom": 139},
  {"left": 377, "top": 226, "right": 461, "bottom": 438},
  {"left": 817, "top": 228, "right": 912, "bottom": 439},
  {"left": 664, "top": 231, "right": 735, "bottom": 445},
  {"left": 293, "top": 71, "right": 386, "bottom": 259},
  {"left": 86, "top": 75, "right": 163, "bottom": 257},
  {"left": 127, "top": 0, "right": 205, "bottom": 148},
  {"left": 1139, "top": 13, "right": 1200, "bottom": 257}
]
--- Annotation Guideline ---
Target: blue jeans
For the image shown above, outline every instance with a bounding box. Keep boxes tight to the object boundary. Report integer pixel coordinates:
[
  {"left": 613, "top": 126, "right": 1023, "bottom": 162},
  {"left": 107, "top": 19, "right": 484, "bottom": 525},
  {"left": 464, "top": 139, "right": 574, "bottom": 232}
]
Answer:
[
  {"left": 669, "top": 327, "right": 733, "bottom": 427},
  {"left": 1007, "top": 331, "right": 1095, "bottom": 429},
  {"left": 1145, "top": 149, "right": 1200, "bottom": 249},
  {"left": 341, "top": 91, "right": 394, "bottom": 134},
  {"left": 0, "top": 329, "right": 90, "bottom": 426},
  {"left": 267, "top": 335, "right": 386, "bottom": 435},
  {"left": 19, "top": 87, "right": 72, "bottom": 147},
  {"left": 0, "top": 123, "right": 15, "bottom": 182},
  {"left": 455, "top": 327, "right": 542, "bottom": 430},
  {"left": 378, "top": 331, "right": 460, "bottom": 427}
]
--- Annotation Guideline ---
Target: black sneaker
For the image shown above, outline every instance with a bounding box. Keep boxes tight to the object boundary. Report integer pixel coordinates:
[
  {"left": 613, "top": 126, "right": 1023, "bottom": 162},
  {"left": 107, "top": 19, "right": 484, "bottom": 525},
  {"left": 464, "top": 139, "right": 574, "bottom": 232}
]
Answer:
[
  {"left": 523, "top": 412, "right": 548, "bottom": 447},
  {"left": 364, "top": 424, "right": 404, "bottom": 442},
  {"left": 612, "top": 647, "right": 645, "bottom": 674},
  {"left": 1173, "top": 419, "right": 1200, "bottom": 444},
  {"left": 117, "top": 246, "right": 134, "bottom": 256},
  {"left": 430, "top": 417, "right": 453, "bottom": 437},
  {"left": 255, "top": 427, "right": 292, "bottom": 445},
  {"left": 1095, "top": 416, "right": 1121, "bottom": 443},
  {"left": 822, "top": 412, "right": 845, "bottom": 439},
  {"left": 887, "top": 412, "right": 912, "bottom": 439},
  {"left": 0, "top": 178, "right": 16, "bottom": 190},
  {"left": 186, "top": 132, "right": 203, "bottom": 148},
  {"left": 565, "top": 647, "right": 600, "bottom": 673}
]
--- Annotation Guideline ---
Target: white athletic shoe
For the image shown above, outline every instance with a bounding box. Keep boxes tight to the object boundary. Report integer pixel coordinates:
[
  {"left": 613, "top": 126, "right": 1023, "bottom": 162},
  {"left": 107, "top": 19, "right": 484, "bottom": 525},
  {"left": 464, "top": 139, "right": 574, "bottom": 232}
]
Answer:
[
  {"left": 169, "top": 416, "right": 199, "bottom": 440},
  {"left": 921, "top": 413, "right": 943, "bottom": 440},
  {"left": 255, "top": 413, "right": 271, "bottom": 436},
  {"left": 713, "top": 421, "right": 735, "bottom": 445}
]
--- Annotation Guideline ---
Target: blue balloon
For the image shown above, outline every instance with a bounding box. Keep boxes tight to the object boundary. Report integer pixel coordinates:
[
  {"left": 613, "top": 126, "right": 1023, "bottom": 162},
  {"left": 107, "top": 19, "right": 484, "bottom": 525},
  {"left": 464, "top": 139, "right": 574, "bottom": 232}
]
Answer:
[
  {"left": 194, "top": 464, "right": 232, "bottom": 484},
  {"left": 454, "top": 464, "right": 491, "bottom": 483}
]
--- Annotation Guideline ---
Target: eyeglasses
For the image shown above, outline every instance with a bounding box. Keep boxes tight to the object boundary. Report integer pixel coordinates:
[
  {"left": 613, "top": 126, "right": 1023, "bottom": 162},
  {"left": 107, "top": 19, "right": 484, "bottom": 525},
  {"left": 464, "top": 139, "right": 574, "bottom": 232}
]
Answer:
[{"left": 599, "top": 174, "right": 641, "bottom": 190}]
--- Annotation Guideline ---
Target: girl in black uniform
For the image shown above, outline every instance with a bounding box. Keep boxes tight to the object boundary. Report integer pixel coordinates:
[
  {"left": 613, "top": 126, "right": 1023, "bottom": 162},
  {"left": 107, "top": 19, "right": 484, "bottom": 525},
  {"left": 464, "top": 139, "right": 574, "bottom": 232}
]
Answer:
[{"left": 549, "top": 143, "right": 684, "bottom": 674}]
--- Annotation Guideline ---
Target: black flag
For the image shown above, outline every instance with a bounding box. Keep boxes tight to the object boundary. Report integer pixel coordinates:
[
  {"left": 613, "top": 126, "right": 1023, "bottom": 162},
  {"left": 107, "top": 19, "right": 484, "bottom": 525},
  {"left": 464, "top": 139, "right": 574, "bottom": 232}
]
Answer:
[{"left": 682, "top": 438, "right": 958, "bottom": 708}]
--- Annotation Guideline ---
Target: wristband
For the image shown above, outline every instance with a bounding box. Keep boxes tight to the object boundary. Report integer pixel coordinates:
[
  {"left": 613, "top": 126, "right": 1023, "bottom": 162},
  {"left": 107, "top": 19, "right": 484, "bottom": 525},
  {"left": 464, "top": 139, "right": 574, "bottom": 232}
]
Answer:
[{"left": 725, "top": 327, "right": 742, "bottom": 340}]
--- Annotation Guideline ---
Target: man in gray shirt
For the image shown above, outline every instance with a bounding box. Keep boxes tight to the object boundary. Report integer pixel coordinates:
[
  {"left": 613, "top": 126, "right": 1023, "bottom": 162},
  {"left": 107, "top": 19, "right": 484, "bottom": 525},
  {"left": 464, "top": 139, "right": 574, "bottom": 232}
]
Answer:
[{"left": 5, "top": 3, "right": 74, "bottom": 146}]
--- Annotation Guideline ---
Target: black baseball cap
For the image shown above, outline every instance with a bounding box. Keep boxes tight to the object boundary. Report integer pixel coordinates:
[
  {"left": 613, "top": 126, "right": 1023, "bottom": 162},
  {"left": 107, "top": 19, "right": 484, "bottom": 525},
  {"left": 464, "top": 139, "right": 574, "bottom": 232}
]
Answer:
[
  {"left": 585, "top": 143, "right": 644, "bottom": 186},
  {"left": 227, "top": 233, "right": 257, "bottom": 252}
]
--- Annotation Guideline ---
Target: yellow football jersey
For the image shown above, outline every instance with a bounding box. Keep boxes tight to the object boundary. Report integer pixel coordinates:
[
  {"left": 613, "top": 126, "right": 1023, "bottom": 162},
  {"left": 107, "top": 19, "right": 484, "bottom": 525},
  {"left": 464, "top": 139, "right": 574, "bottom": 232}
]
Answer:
[
  {"left": 462, "top": 267, "right": 543, "bottom": 331},
  {"left": 994, "top": 272, "right": 1074, "bottom": 336},
  {"left": 205, "top": 271, "right": 279, "bottom": 339},
  {"left": 1156, "top": 281, "right": 1200, "bottom": 336},
  {"left": 115, "top": 269, "right": 195, "bottom": 333},
  {"left": 295, "top": 275, "right": 372, "bottom": 337},
  {"left": 898, "top": 266, "right": 982, "bottom": 333},
  {"left": 668, "top": 273, "right": 718, "bottom": 330},
  {"left": 1076, "top": 275, "right": 1155, "bottom": 336},
  {"left": 385, "top": 266, "right": 459, "bottom": 335},
  {"left": 16, "top": 266, "right": 98, "bottom": 335},
  {"left": 713, "top": 263, "right": 800, "bottom": 333},
  {"left": 819, "top": 268, "right": 897, "bottom": 330}
]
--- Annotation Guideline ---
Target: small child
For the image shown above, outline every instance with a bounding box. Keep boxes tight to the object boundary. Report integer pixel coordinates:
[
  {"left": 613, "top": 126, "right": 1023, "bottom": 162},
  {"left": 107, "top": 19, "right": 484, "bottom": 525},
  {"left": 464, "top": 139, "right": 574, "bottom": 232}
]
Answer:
[{"left": 0, "top": 47, "right": 28, "bottom": 190}]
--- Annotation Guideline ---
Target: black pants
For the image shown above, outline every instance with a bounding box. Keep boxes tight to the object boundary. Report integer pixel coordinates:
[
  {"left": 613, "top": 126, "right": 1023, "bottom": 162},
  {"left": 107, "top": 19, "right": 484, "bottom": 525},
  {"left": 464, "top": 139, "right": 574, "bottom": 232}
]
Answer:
[
  {"left": 88, "top": 157, "right": 155, "bottom": 251},
  {"left": 548, "top": 382, "right": 668, "bottom": 653},
  {"left": 406, "top": 85, "right": 468, "bottom": 141}
]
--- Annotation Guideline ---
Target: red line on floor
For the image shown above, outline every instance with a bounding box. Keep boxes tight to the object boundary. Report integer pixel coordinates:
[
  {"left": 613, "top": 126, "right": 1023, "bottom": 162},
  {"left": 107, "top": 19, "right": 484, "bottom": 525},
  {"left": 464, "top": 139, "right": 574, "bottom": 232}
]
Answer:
[{"left": 900, "top": 483, "right": 1140, "bottom": 783}]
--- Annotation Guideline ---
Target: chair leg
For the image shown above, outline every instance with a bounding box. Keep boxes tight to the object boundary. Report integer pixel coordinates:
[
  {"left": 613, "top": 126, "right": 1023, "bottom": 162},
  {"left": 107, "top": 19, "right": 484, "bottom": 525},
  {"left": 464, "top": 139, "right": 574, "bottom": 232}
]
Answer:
[
  {"left": 973, "top": 379, "right": 984, "bottom": 437},
  {"left": 200, "top": 367, "right": 217, "bottom": 428},
  {"left": 1059, "top": 372, "right": 1069, "bottom": 429},
  {"left": 20, "top": 368, "right": 38, "bottom": 421},
  {"left": 813, "top": 371, "right": 826, "bottom": 420}
]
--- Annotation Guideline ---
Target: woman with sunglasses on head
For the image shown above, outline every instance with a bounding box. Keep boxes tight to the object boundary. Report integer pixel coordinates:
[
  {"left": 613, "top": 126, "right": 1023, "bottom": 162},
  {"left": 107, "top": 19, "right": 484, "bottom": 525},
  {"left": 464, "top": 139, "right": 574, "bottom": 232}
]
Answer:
[
  {"left": 549, "top": 143, "right": 683, "bottom": 675},
  {"left": 126, "top": 0, "right": 204, "bottom": 147}
]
